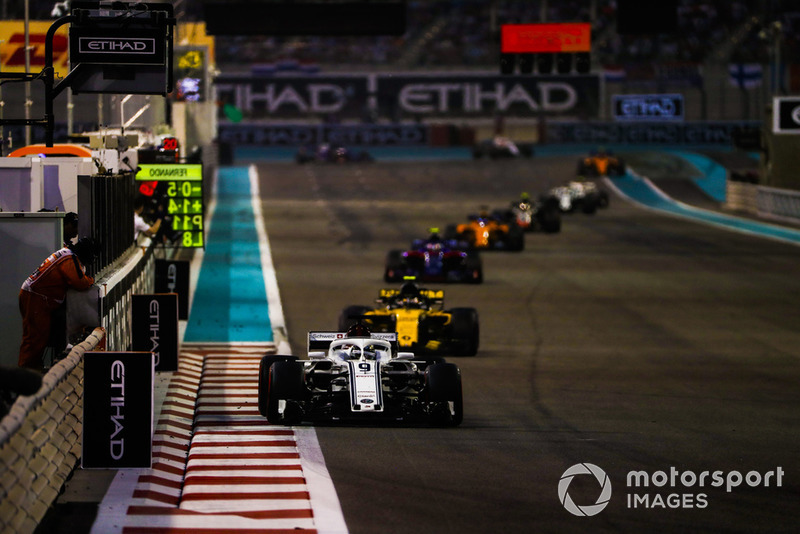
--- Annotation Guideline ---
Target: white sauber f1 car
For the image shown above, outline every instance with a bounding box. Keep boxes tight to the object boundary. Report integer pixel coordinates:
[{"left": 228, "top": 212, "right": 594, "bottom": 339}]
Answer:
[
  {"left": 546, "top": 180, "right": 609, "bottom": 214},
  {"left": 258, "top": 326, "right": 463, "bottom": 426}
]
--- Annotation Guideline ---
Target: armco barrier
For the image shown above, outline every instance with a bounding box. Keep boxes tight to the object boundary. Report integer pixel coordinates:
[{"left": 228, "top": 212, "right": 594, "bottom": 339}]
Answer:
[
  {"left": 0, "top": 327, "right": 105, "bottom": 534},
  {"left": 757, "top": 185, "right": 800, "bottom": 222},
  {"left": 726, "top": 181, "right": 800, "bottom": 225}
]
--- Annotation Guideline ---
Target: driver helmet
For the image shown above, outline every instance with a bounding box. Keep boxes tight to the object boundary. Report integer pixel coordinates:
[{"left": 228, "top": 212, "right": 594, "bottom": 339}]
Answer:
[
  {"left": 346, "top": 322, "right": 371, "bottom": 338},
  {"left": 400, "top": 280, "right": 420, "bottom": 297},
  {"left": 425, "top": 241, "right": 442, "bottom": 253}
]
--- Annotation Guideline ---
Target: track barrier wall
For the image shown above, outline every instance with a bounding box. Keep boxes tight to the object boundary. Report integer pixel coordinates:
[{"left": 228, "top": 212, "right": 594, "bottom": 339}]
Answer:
[
  {"left": 727, "top": 180, "right": 800, "bottom": 225},
  {"left": 0, "top": 327, "right": 105, "bottom": 534},
  {"left": 0, "top": 236, "right": 157, "bottom": 533}
]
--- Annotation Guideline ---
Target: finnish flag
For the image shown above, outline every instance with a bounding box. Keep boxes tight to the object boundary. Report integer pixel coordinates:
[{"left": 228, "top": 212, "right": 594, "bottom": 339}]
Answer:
[{"left": 729, "top": 63, "right": 763, "bottom": 89}]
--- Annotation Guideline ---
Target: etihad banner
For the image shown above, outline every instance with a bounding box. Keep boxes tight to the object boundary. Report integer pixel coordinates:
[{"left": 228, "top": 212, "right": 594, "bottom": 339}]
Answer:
[
  {"left": 0, "top": 21, "right": 70, "bottom": 78},
  {"left": 82, "top": 351, "right": 154, "bottom": 468},
  {"left": 132, "top": 294, "right": 179, "bottom": 372},
  {"left": 218, "top": 123, "right": 428, "bottom": 146},
  {"left": 548, "top": 121, "right": 761, "bottom": 145},
  {"left": 215, "top": 72, "right": 601, "bottom": 120}
]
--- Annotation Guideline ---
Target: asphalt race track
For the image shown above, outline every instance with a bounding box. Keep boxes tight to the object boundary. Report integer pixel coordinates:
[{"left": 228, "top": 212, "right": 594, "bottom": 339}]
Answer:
[{"left": 254, "top": 156, "right": 800, "bottom": 534}]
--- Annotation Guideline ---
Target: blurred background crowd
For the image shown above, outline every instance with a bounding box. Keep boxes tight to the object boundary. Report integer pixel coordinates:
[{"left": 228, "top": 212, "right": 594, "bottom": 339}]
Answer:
[{"left": 6, "top": 0, "right": 799, "bottom": 70}]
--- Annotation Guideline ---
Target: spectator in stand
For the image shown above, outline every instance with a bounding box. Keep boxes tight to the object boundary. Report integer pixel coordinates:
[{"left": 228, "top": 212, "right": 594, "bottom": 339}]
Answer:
[
  {"left": 134, "top": 195, "right": 162, "bottom": 241},
  {"left": 18, "top": 238, "right": 96, "bottom": 372}
]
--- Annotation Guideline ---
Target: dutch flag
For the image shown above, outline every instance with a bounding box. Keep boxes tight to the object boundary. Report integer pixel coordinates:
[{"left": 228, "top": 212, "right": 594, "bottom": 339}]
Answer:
[{"left": 604, "top": 65, "right": 626, "bottom": 82}]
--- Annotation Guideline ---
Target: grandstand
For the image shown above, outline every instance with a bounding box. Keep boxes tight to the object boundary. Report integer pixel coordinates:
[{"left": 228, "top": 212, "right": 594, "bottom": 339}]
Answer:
[
  {"left": 2, "top": 1, "right": 797, "bottom": 124},
  {"left": 195, "top": 0, "right": 786, "bottom": 72}
]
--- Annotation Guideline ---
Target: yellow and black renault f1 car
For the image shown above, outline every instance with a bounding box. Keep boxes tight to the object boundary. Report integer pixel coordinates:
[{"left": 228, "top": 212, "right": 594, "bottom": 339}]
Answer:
[{"left": 338, "top": 281, "right": 479, "bottom": 356}]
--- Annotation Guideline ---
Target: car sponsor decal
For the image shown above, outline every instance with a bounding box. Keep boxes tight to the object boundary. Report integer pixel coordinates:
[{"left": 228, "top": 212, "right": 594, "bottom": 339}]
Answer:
[{"left": 347, "top": 360, "right": 383, "bottom": 412}]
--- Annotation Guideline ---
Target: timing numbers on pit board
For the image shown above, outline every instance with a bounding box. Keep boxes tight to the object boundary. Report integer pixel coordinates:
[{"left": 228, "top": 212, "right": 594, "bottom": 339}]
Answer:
[
  {"left": 165, "top": 180, "right": 204, "bottom": 247},
  {"left": 167, "top": 198, "right": 204, "bottom": 215}
]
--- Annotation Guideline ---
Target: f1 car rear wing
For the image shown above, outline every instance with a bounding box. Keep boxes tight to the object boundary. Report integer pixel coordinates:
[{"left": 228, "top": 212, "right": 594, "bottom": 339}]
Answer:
[
  {"left": 308, "top": 332, "right": 399, "bottom": 354},
  {"left": 378, "top": 288, "right": 444, "bottom": 304}
]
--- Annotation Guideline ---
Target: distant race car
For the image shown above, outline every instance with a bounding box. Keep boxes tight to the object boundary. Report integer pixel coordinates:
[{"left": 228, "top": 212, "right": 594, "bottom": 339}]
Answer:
[
  {"left": 338, "top": 281, "right": 479, "bottom": 356},
  {"left": 472, "top": 136, "right": 534, "bottom": 159},
  {"left": 546, "top": 181, "right": 609, "bottom": 214},
  {"left": 257, "top": 325, "right": 463, "bottom": 426},
  {"left": 577, "top": 149, "right": 625, "bottom": 176},
  {"left": 295, "top": 143, "right": 374, "bottom": 164},
  {"left": 384, "top": 233, "right": 483, "bottom": 284},
  {"left": 493, "top": 194, "right": 561, "bottom": 233},
  {"left": 445, "top": 210, "right": 524, "bottom": 251}
]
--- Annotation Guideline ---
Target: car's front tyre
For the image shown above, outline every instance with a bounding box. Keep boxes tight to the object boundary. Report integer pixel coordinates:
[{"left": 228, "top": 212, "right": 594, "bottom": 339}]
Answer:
[
  {"left": 264, "top": 360, "right": 305, "bottom": 425},
  {"left": 425, "top": 363, "right": 463, "bottom": 426}
]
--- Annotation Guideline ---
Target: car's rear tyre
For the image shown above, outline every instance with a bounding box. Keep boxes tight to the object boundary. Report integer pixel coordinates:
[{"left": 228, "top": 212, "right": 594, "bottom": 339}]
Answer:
[
  {"left": 384, "top": 250, "right": 404, "bottom": 282},
  {"left": 581, "top": 193, "right": 599, "bottom": 214},
  {"left": 597, "top": 190, "right": 610, "bottom": 208},
  {"left": 537, "top": 205, "right": 561, "bottom": 233},
  {"left": 425, "top": 363, "right": 463, "bottom": 426},
  {"left": 464, "top": 253, "right": 483, "bottom": 284},
  {"left": 265, "top": 360, "right": 306, "bottom": 425},
  {"left": 578, "top": 161, "right": 594, "bottom": 176},
  {"left": 506, "top": 226, "right": 524, "bottom": 251},
  {"left": 449, "top": 307, "right": 479, "bottom": 356}
]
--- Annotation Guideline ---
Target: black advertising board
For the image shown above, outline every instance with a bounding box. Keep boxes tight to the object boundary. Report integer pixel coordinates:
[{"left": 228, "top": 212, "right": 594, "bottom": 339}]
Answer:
[
  {"left": 773, "top": 97, "right": 800, "bottom": 134},
  {"left": 132, "top": 294, "right": 179, "bottom": 372},
  {"left": 67, "top": 2, "right": 173, "bottom": 95},
  {"left": 70, "top": 27, "right": 166, "bottom": 65},
  {"left": 82, "top": 351, "right": 153, "bottom": 468},
  {"left": 155, "top": 260, "right": 190, "bottom": 320},
  {"left": 214, "top": 73, "right": 601, "bottom": 120},
  {"left": 215, "top": 74, "right": 370, "bottom": 121},
  {"left": 377, "top": 73, "right": 600, "bottom": 118}
]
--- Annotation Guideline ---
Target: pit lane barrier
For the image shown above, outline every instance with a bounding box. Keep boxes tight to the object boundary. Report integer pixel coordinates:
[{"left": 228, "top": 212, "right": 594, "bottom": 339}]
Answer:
[
  {"left": 0, "top": 327, "right": 106, "bottom": 533},
  {"left": 0, "top": 236, "right": 170, "bottom": 533}
]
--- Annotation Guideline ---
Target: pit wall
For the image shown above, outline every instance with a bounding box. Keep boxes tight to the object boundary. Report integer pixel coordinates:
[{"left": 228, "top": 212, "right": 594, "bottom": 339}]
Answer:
[
  {"left": 0, "top": 328, "right": 105, "bottom": 534},
  {"left": 0, "top": 240, "right": 156, "bottom": 533}
]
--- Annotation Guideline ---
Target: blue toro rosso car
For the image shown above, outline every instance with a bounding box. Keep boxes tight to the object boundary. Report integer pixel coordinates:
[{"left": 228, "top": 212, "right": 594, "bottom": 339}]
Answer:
[{"left": 384, "top": 231, "right": 483, "bottom": 284}]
